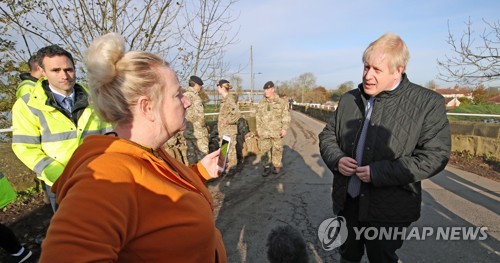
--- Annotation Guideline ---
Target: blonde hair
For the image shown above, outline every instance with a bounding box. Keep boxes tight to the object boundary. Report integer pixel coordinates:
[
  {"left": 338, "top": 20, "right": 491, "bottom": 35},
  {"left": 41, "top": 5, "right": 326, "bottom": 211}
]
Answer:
[
  {"left": 84, "top": 33, "right": 168, "bottom": 126},
  {"left": 362, "top": 33, "right": 410, "bottom": 73},
  {"left": 220, "top": 83, "right": 231, "bottom": 90}
]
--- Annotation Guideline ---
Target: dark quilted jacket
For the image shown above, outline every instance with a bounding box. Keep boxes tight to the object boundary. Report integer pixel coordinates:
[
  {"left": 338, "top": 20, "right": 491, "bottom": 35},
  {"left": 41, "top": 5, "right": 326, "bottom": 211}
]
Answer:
[{"left": 319, "top": 74, "right": 451, "bottom": 223}]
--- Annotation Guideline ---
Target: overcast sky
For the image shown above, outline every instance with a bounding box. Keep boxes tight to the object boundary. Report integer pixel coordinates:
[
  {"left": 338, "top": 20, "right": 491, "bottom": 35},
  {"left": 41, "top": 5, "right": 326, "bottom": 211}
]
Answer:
[{"left": 224, "top": 0, "right": 499, "bottom": 90}]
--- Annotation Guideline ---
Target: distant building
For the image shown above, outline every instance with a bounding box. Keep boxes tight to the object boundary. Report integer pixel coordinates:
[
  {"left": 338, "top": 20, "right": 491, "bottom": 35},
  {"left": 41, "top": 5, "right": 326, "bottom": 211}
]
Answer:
[
  {"left": 435, "top": 87, "right": 473, "bottom": 109},
  {"left": 435, "top": 87, "right": 473, "bottom": 100},
  {"left": 488, "top": 94, "right": 500, "bottom": 105},
  {"left": 322, "top": 101, "right": 338, "bottom": 111},
  {"left": 444, "top": 97, "right": 461, "bottom": 108}
]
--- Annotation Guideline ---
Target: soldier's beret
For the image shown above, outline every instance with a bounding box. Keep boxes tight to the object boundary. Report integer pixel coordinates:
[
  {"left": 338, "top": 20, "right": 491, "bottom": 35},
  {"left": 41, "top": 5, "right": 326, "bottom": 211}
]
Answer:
[
  {"left": 218, "top": 79, "right": 232, "bottom": 89},
  {"left": 218, "top": 79, "right": 230, "bottom": 86},
  {"left": 263, "top": 81, "right": 275, "bottom": 89},
  {"left": 190, "top": 75, "right": 203, "bottom": 86}
]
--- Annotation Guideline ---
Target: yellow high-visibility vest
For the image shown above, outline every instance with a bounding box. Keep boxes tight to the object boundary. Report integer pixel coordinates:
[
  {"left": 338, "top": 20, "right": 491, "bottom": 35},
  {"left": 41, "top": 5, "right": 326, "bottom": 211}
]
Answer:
[{"left": 11, "top": 78, "right": 111, "bottom": 186}]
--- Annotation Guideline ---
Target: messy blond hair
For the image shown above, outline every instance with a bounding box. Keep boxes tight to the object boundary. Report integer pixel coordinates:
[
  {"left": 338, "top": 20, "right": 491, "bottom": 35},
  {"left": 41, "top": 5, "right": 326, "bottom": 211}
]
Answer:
[
  {"left": 84, "top": 32, "right": 168, "bottom": 126},
  {"left": 362, "top": 33, "right": 410, "bottom": 73},
  {"left": 220, "top": 82, "right": 231, "bottom": 90}
]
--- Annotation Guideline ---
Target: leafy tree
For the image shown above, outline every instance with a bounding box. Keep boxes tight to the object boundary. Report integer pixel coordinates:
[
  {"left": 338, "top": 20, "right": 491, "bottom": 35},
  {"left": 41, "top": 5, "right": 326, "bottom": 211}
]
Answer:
[
  {"left": 304, "top": 86, "right": 329, "bottom": 104},
  {"left": 472, "top": 84, "right": 489, "bottom": 104},
  {"left": 337, "top": 81, "right": 354, "bottom": 95},
  {"left": 437, "top": 18, "right": 499, "bottom": 84},
  {"left": 457, "top": 96, "right": 472, "bottom": 106},
  {"left": 331, "top": 81, "right": 354, "bottom": 101},
  {"left": 0, "top": 59, "right": 26, "bottom": 136}
]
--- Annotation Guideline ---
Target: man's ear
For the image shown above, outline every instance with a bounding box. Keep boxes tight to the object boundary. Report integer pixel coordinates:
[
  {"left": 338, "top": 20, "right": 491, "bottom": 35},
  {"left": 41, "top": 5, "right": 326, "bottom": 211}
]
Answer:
[
  {"left": 38, "top": 66, "right": 46, "bottom": 77},
  {"left": 396, "top": 66, "right": 405, "bottom": 75},
  {"left": 392, "top": 66, "right": 404, "bottom": 80}
]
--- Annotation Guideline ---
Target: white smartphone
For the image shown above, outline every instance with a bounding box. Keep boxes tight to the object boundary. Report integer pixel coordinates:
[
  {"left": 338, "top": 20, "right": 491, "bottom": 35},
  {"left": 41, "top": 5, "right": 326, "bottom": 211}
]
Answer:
[{"left": 217, "top": 135, "right": 231, "bottom": 172}]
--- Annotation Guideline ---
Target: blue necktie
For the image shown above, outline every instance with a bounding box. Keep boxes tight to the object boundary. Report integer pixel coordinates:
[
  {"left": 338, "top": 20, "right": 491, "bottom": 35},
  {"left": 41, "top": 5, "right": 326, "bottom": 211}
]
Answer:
[
  {"left": 63, "top": 97, "right": 73, "bottom": 113},
  {"left": 347, "top": 97, "right": 375, "bottom": 198}
]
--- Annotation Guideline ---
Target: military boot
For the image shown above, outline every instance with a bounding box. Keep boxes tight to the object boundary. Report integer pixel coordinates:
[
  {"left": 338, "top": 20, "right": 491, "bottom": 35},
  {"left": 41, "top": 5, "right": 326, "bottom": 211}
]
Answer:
[{"left": 262, "top": 166, "right": 271, "bottom": 177}]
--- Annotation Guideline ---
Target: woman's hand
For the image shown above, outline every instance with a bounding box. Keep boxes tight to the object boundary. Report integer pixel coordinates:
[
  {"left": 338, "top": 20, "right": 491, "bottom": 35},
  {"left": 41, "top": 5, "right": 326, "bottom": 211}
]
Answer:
[{"left": 200, "top": 149, "right": 222, "bottom": 178}]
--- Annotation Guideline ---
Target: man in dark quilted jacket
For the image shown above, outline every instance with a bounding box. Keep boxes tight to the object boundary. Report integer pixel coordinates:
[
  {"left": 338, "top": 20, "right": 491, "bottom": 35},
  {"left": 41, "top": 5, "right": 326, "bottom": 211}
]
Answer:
[{"left": 319, "top": 33, "right": 451, "bottom": 263}]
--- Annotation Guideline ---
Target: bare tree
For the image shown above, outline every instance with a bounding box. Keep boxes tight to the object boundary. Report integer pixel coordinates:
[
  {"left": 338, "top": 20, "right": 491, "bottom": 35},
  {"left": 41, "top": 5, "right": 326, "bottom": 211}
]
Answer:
[
  {"left": 424, "top": 80, "right": 438, "bottom": 90},
  {"left": 276, "top": 80, "right": 298, "bottom": 99},
  {"left": 0, "top": 0, "right": 239, "bottom": 80},
  {"left": 437, "top": 18, "right": 499, "bottom": 84},
  {"left": 1, "top": 0, "right": 183, "bottom": 67},
  {"left": 295, "top": 72, "right": 317, "bottom": 103},
  {"left": 180, "top": 0, "right": 239, "bottom": 81},
  {"left": 229, "top": 74, "right": 243, "bottom": 97}
]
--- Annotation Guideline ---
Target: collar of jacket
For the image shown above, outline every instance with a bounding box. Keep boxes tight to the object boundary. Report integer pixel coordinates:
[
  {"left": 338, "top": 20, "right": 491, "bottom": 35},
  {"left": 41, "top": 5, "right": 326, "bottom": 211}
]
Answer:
[
  {"left": 221, "top": 93, "right": 237, "bottom": 102},
  {"left": 19, "top": 72, "right": 38, "bottom": 82},
  {"left": 186, "top": 86, "right": 198, "bottom": 95},
  {"left": 265, "top": 94, "right": 280, "bottom": 102},
  {"left": 27, "top": 79, "right": 89, "bottom": 111},
  {"left": 357, "top": 73, "right": 411, "bottom": 101}
]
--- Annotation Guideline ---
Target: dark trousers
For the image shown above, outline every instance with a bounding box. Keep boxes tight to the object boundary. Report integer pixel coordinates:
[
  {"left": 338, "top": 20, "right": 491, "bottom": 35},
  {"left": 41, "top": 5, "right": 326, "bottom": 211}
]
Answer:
[
  {"left": 0, "top": 224, "right": 22, "bottom": 254},
  {"left": 338, "top": 196, "right": 410, "bottom": 263}
]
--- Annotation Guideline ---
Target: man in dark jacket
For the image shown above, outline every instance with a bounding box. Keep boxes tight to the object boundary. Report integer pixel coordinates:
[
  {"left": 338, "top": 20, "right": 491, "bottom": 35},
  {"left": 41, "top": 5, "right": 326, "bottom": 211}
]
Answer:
[{"left": 319, "top": 33, "right": 451, "bottom": 263}]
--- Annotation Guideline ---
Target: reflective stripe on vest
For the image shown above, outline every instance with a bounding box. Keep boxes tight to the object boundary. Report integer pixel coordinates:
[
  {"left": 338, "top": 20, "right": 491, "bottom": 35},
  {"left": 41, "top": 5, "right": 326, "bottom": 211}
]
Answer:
[{"left": 33, "top": 156, "right": 55, "bottom": 175}]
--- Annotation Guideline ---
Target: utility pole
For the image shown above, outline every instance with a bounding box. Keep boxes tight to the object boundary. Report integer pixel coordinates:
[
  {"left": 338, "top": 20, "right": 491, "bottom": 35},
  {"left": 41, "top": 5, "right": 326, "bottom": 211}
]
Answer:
[
  {"left": 250, "top": 45, "right": 254, "bottom": 103},
  {"left": 301, "top": 85, "right": 304, "bottom": 103}
]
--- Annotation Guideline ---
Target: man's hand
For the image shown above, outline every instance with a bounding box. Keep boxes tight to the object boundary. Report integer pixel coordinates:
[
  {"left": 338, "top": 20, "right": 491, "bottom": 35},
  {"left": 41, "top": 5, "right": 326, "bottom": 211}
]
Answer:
[
  {"left": 338, "top": 157, "right": 358, "bottom": 176},
  {"left": 355, "top": 165, "right": 371, "bottom": 183},
  {"left": 280, "top": 129, "right": 287, "bottom": 137}
]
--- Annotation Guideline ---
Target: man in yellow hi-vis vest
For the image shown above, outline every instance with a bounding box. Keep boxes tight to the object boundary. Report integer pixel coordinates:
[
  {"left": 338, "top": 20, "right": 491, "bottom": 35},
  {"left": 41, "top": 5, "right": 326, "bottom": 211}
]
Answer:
[
  {"left": 11, "top": 45, "right": 110, "bottom": 212},
  {"left": 16, "top": 53, "right": 43, "bottom": 99}
]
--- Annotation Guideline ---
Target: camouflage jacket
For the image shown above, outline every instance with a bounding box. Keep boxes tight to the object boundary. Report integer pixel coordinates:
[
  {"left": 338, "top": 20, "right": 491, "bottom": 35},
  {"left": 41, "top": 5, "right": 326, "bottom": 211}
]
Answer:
[
  {"left": 256, "top": 95, "right": 291, "bottom": 138},
  {"left": 183, "top": 87, "right": 208, "bottom": 139},
  {"left": 218, "top": 93, "right": 240, "bottom": 136}
]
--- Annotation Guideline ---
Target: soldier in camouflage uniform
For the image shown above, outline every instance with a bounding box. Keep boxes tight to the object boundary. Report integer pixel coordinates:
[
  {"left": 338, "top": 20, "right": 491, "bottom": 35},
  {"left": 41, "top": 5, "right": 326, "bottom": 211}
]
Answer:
[
  {"left": 162, "top": 132, "right": 189, "bottom": 165},
  {"left": 217, "top": 79, "right": 240, "bottom": 175},
  {"left": 182, "top": 76, "right": 209, "bottom": 164},
  {"left": 256, "top": 81, "right": 291, "bottom": 177}
]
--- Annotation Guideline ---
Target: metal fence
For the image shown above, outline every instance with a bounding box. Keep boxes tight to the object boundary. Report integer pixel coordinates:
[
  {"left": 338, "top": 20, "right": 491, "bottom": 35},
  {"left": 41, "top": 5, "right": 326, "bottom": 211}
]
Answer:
[{"left": 0, "top": 110, "right": 257, "bottom": 134}]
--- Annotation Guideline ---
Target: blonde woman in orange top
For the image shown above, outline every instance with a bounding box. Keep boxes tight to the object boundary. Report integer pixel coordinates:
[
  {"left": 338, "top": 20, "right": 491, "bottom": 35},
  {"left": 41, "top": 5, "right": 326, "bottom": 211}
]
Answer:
[{"left": 40, "top": 33, "right": 227, "bottom": 263}]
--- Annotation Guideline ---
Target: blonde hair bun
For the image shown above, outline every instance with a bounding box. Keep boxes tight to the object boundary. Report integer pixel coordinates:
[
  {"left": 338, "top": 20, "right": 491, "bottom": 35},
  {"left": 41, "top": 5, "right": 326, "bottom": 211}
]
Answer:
[{"left": 84, "top": 32, "right": 126, "bottom": 87}]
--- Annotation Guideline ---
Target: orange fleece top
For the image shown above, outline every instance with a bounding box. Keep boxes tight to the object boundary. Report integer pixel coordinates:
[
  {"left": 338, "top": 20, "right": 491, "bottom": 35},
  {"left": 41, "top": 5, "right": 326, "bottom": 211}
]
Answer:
[{"left": 40, "top": 135, "right": 226, "bottom": 262}]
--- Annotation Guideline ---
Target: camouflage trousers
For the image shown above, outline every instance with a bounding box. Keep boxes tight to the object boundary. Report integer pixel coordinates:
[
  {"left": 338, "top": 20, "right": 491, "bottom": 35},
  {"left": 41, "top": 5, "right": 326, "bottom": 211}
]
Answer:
[
  {"left": 259, "top": 137, "right": 283, "bottom": 168},
  {"left": 186, "top": 137, "right": 208, "bottom": 165},
  {"left": 220, "top": 134, "right": 238, "bottom": 171}
]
